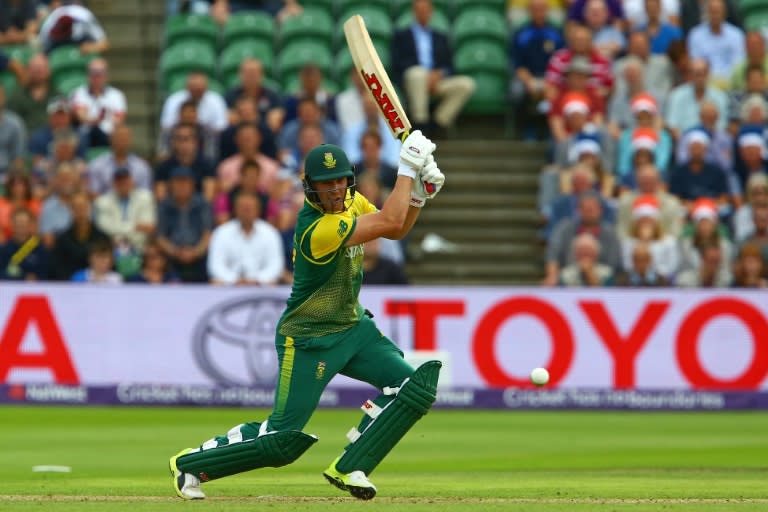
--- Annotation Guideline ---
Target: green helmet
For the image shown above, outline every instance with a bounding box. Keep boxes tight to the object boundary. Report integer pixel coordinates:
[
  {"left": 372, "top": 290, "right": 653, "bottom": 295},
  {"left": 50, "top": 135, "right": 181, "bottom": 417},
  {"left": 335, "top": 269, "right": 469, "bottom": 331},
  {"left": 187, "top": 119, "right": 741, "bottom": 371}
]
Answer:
[
  {"left": 303, "top": 144, "right": 355, "bottom": 182},
  {"left": 302, "top": 144, "right": 357, "bottom": 211}
]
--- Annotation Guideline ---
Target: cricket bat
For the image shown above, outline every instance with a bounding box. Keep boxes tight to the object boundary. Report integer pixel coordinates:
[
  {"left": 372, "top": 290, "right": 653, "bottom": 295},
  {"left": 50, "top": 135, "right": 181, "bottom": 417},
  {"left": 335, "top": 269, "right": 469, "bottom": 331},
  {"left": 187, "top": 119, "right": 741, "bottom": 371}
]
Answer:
[{"left": 343, "top": 15, "right": 435, "bottom": 193}]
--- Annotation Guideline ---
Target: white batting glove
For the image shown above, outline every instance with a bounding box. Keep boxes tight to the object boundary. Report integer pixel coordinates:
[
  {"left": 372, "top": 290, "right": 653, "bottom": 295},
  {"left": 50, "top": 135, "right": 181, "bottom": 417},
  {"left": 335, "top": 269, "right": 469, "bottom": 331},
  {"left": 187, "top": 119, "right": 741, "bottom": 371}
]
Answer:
[
  {"left": 410, "top": 155, "right": 444, "bottom": 207},
  {"left": 398, "top": 130, "right": 436, "bottom": 179}
]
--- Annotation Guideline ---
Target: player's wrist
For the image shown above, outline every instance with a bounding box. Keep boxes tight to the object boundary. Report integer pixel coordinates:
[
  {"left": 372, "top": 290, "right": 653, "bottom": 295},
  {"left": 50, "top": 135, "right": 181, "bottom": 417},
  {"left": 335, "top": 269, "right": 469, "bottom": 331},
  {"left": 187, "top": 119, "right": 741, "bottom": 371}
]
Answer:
[{"left": 397, "top": 163, "right": 418, "bottom": 180}]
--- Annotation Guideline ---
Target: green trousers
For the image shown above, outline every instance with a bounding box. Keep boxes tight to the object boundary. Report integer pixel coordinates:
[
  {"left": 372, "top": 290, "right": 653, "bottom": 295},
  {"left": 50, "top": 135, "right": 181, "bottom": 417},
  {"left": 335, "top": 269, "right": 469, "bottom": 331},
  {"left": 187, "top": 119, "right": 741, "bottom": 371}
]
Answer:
[{"left": 268, "top": 314, "right": 414, "bottom": 431}]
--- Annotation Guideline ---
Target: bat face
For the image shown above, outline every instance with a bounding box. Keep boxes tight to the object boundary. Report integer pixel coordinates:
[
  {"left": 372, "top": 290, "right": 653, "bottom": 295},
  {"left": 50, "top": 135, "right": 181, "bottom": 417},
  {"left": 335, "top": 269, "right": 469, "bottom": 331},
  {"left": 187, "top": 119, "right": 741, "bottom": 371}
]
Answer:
[
  {"left": 360, "top": 69, "right": 406, "bottom": 133},
  {"left": 344, "top": 15, "right": 411, "bottom": 141}
]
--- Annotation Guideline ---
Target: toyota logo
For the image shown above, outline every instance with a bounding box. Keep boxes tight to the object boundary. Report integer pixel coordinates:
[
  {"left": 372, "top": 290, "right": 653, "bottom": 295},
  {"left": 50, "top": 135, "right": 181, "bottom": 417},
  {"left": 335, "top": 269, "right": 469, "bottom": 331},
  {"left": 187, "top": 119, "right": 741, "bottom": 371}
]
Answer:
[{"left": 192, "top": 295, "right": 288, "bottom": 386}]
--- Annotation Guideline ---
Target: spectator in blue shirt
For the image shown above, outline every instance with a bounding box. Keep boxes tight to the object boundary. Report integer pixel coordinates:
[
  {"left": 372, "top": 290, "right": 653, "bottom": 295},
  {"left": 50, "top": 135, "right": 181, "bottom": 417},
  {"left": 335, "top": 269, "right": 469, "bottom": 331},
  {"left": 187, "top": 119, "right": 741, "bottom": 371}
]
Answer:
[
  {"left": 510, "top": 0, "right": 564, "bottom": 140},
  {"left": 638, "top": 0, "right": 683, "bottom": 55},
  {"left": 156, "top": 166, "right": 213, "bottom": 283}
]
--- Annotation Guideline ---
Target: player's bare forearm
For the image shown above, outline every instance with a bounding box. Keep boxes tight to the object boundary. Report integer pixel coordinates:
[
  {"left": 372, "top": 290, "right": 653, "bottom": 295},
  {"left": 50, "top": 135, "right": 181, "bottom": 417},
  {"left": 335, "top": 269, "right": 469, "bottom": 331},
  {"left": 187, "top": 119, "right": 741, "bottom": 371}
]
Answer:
[{"left": 387, "top": 205, "right": 420, "bottom": 240}]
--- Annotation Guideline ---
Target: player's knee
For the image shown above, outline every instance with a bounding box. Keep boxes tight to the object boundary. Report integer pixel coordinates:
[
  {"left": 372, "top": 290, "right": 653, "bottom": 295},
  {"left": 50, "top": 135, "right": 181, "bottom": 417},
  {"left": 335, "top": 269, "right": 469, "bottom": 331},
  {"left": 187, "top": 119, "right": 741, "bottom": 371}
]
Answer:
[{"left": 397, "top": 360, "right": 441, "bottom": 415}]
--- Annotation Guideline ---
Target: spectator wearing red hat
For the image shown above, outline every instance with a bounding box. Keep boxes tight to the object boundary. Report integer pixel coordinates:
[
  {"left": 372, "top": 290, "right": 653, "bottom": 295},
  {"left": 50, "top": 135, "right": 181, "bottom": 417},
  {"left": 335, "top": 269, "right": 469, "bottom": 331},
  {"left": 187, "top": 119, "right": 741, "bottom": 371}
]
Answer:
[
  {"left": 616, "top": 94, "right": 672, "bottom": 181},
  {"left": 620, "top": 194, "right": 680, "bottom": 279},
  {"left": 545, "top": 24, "right": 614, "bottom": 108},
  {"left": 549, "top": 90, "right": 602, "bottom": 142},
  {"left": 679, "top": 197, "right": 733, "bottom": 273},
  {"left": 617, "top": 163, "right": 684, "bottom": 238},
  {"left": 669, "top": 128, "right": 730, "bottom": 210}
]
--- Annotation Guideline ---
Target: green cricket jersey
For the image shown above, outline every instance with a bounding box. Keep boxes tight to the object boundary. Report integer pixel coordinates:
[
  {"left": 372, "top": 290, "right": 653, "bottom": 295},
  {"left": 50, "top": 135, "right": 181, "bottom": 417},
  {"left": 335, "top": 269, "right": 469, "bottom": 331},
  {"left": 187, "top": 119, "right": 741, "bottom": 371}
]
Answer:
[{"left": 278, "top": 192, "right": 378, "bottom": 339}]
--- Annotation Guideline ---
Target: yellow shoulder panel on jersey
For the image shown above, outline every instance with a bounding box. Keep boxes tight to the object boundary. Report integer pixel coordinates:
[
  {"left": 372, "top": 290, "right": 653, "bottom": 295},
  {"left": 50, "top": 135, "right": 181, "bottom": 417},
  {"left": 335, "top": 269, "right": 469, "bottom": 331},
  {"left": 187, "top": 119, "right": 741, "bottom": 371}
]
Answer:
[
  {"left": 351, "top": 192, "right": 378, "bottom": 216},
  {"left": 304, "top": 212, "right": 356, "bottom": 262}
]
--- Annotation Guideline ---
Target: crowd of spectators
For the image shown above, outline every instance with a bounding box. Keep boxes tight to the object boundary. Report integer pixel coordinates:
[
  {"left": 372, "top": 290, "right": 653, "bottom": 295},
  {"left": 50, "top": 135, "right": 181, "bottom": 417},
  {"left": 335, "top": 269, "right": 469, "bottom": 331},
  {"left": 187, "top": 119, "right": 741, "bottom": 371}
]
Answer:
[
  {"left": 520, "top": 0, "right": 768, "bottom": 288},
  {"left": 3, "top": 0, "right": 484, "bottom": 286},
  {"left": 1, "top": 0, "right": 766, "bottom": 289}
]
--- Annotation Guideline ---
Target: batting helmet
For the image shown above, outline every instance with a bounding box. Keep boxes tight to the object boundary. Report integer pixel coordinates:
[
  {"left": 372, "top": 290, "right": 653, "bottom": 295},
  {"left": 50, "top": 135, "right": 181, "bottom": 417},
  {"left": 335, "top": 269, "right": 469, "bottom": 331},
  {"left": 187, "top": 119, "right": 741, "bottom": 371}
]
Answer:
[{"left": 302, "top": 144, "right": 356, "bottom": 211}]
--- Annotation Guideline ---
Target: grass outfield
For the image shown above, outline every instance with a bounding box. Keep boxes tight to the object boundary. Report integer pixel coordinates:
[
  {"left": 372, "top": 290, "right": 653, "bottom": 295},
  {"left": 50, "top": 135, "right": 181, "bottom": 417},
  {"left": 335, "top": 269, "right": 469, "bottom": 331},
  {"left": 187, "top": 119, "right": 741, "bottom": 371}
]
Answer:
[{"left": 0, "top": 406, "right": 767, "bottom": 511}]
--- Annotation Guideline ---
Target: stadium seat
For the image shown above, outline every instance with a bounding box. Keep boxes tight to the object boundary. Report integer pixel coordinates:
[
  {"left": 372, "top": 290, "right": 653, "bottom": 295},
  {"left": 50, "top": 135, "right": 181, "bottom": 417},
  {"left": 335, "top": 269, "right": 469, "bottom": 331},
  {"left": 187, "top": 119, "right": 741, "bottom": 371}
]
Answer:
[
  {"left": 455, "top": 41, "right": 507, "bottom": 75},
  {"left": 453, "top": 7, "right": 508, "bottom": 47},
  {"left": 160, "top": 41, "right": 216, "bottom": 78},
  {"left": 219, "top": 39, "right": 274, "bottom": 79},
  {"left": 1, "top": 44, "right": 34, "bottom": 64},
  {"left": 453, "top": 0, "right": 505, "bottom": 16},
  {"left": 278, "top": 7, "right": 334, "bottom": 49},
  {"left": 0, "top": 71, "right": 17, "bottom": 95},
  {"left": 745, "top": 11, "right": 768, "bottom": 32},
  {"left": 277, "top": 41, "right": 334, "bottom": 80},
  {"left": 395, "top": 10, "right": 451, "bottom": 32},
  {"left": 222, "top": 12, "right": 274, "bottom": 48},
  {"left": 392, "top": 0, "right": 453, "bottom": 17},
  {"left": 53, "top": 71, "right": 87, "bottom": 95},
  {"left": 86, "top": 146, "right": 111, "bottom": 162},
  {"left": 165, "top": 14, "right": 218, "bottom": 48},
  {"left": 48, "top": 45, "right": 95, "bottom": 76},
  {"left": 739, "top": 0, "right": 766, "bottom": 18},
  {"left": 454, "top": 41, "right": 507, "bottom": 114},
  {"left": 333, "top": 38, "right": 390, "bottom": 84}
]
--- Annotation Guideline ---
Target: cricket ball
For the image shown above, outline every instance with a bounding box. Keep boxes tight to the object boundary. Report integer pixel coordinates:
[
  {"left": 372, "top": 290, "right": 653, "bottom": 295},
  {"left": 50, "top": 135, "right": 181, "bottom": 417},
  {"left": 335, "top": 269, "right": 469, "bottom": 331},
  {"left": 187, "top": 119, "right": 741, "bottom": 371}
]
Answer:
[{"left": 530, "top": 367, "right": 550, "bottom": 386}]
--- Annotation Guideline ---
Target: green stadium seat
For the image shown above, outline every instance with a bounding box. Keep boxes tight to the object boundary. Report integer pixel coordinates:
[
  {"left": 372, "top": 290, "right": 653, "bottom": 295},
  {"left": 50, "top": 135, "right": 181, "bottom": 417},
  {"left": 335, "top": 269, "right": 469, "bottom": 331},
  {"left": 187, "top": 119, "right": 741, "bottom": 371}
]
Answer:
[
  {"left": 219, "top": 39, "right": 274, "bottom": 78},
  {"left": 453, "top": 0, "right": 505, "bottom": 17},
  {"left": 339, "top": 0, "right": 392, "bottom": 18},
  {"left": 464, "top": 72, "right": 507, "bottom": 114},
  {"left": 0, "top": 71, "right": 17, "bottom": 95},
  {"left": 279, "top": 7, "right": 334, "bottom": 49},
  {"left": 277, "top": 41, "right": 333, "bottom": 79},
  {"left": 2, "top": 44, "right": 34, "bottom": 64},
  {"left": 160, "top": 41, "right": 216, "bottom": 78},
  {"left": 222, "top": 12, "right": 274, "bottom": 48},
  {"left": 453, "top": 8, "right": 508, "bottom": 47},
  {"left": 165, "top": 14, "right": 219, "bottom": 48},
  {"left": 454, "top": 41, "right": 507, "bottom": 75},
  {"left": 392, "top": 0, "right": 453, "bottom": 17},
  {"left": 86, "top": 146, "right": 111, "bottom": 162},
  {"left": 48, "top": 45, "right": 95, "bottom": 76},
  {"left": 739, "top": 0, "right": 767, "bottom": 18},
  {"left": 745, "top": 11, "right": 768, "bottom": 32},
  {"left": 396, "top": 10, "right": 451, "bottom": 32},
  {"left": 166, "top": 72, "right": 224, "bottom": 95},
  {"left": 53, "top": 71, "right": 87, "bottom": 95}
]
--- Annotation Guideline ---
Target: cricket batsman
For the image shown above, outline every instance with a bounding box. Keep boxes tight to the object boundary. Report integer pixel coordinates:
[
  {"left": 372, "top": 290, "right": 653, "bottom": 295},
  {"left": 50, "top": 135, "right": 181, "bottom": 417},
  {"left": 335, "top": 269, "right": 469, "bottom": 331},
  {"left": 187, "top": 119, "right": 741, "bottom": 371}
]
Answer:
[{"left": 169, "top": 130, "right": 445, "bottom": 500}]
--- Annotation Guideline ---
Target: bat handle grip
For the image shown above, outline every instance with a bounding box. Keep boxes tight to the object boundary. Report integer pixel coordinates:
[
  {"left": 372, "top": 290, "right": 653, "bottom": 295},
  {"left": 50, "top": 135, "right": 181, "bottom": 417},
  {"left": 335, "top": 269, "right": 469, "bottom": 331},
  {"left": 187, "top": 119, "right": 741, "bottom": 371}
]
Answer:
[{"left": 400, "top": 130, "right": 436, "bottom": 194}]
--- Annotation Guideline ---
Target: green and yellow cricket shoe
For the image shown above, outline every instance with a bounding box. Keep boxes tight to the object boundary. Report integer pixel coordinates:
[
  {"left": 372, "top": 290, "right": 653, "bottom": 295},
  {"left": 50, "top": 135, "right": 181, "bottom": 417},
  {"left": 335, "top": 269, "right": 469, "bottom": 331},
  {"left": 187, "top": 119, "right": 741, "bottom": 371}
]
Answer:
[
  {"left": 323, "top": 457, "right": 377, "bottom": 500},
  {"left": 169, "top": 448, "right": 206, "bottom": 500}
]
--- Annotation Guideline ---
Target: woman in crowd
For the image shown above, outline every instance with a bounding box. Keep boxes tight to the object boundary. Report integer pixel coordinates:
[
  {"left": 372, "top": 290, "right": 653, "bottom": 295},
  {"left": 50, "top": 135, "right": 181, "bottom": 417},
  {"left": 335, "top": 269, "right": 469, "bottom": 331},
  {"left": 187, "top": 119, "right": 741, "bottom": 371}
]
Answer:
[
  {"left": 679, "top": 198, "right": 734, "bottom": 273},
  {"left": 126, "top": 238, "right": 180, "bottom": 284},
  {"left": 0, "top": 172, "right": 42, "bottom": 243},
  {"left": 620, "top": 195, "right": 680, "bottom": 280}
]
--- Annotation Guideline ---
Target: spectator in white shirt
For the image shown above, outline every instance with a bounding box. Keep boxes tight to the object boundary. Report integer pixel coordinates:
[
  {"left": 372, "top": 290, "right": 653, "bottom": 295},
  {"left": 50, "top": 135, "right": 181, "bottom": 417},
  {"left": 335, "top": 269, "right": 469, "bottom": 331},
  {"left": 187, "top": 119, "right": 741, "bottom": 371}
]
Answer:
[
  {"left": 207, "top": 192, "right": 284, "bottom": 285},
  {"left": 38, "top": 2, "right": 109, "bottom": 55},
  {"left": 71, "top": 58, "right": 126, "bottom": 148},
  {"left": 160, "top": 71, "right": 228, "bottom": 135},
  {"left": 686, "top": 0, "right": 745, "bottom": 89},
  {"left": 87, "top": 124, "right": 152, "bottom": 195},
  {"left": 94, "top": 167, "right": 156, "bottom": 254}
]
